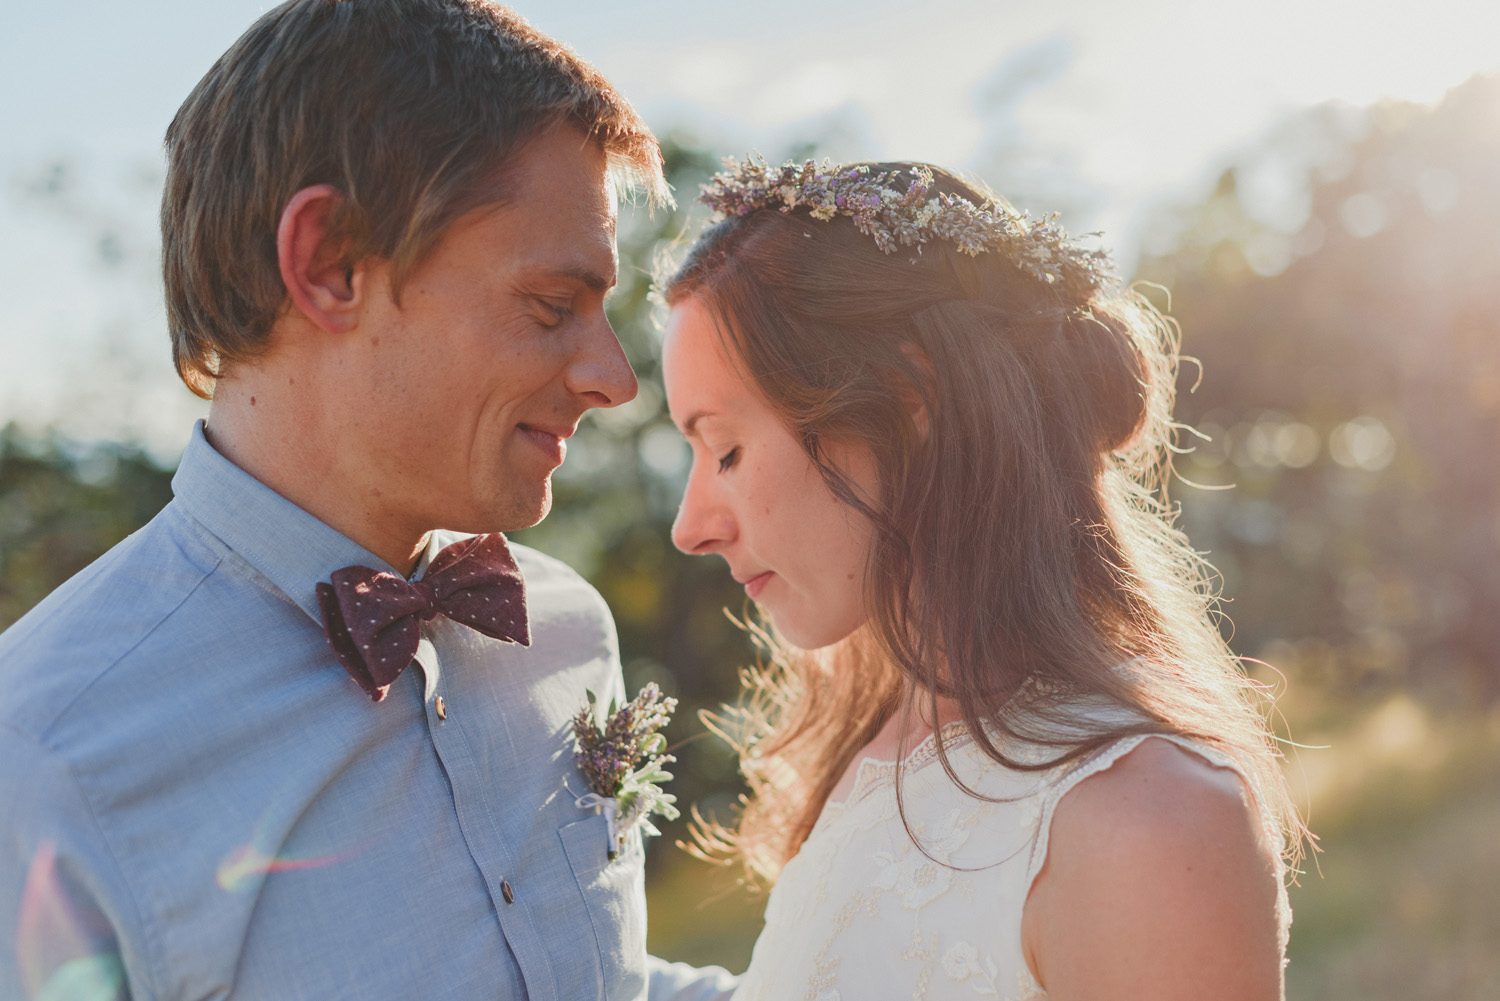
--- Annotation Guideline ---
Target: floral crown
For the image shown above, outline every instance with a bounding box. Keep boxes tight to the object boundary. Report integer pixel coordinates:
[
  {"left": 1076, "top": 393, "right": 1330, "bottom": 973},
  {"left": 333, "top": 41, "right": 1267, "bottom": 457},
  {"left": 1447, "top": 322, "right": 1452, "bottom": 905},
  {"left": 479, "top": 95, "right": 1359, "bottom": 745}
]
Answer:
[{"left": 698, "top": 155, "right": 1115, "bottom": 294}]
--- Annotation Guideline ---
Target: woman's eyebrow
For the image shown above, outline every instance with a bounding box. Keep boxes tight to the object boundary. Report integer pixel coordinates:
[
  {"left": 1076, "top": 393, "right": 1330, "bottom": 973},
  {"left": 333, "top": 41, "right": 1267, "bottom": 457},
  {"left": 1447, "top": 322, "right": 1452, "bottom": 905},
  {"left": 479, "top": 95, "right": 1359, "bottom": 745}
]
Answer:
[{"left": 680, "top": 410, "right": 716, "bottom": 437}]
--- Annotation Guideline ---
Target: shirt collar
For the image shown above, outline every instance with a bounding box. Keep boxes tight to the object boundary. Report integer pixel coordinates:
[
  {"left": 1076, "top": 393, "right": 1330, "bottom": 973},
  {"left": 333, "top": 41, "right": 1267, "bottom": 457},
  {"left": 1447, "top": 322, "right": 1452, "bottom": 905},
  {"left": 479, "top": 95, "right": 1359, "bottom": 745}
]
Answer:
[{"left": 171, "top": 420, "right": 412, "bottom": 625}]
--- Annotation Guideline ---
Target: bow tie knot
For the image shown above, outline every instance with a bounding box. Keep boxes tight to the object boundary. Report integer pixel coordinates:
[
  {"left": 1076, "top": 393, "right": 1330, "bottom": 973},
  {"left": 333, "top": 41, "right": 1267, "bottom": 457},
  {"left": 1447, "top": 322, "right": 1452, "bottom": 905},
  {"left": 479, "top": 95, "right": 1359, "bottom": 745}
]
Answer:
[
  {"left": 411, "top": 580, "right": 441, "bottom": 621},
  {"left": 316, "top": 533, "right": 531, "bottom": 701}
]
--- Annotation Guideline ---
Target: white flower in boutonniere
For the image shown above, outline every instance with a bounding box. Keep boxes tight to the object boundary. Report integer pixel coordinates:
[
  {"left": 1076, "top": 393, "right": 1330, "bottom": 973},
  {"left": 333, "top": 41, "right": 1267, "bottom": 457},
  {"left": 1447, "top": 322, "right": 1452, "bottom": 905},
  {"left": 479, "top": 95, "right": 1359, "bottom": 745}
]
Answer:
[{"left": 570, "top": 683, "right": 680, "bottom": 860}]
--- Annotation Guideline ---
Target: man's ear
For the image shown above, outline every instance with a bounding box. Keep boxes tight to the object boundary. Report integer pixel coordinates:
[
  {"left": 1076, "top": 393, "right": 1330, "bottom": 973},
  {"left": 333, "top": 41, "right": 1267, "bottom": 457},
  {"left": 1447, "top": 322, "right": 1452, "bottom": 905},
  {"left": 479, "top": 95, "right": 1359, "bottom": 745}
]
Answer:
[
  {"left": 897, "top": 342, "right": 934, "bottom": 444},
  {"left": 276, "top": 185, "right": 362, "bottom": 334}
]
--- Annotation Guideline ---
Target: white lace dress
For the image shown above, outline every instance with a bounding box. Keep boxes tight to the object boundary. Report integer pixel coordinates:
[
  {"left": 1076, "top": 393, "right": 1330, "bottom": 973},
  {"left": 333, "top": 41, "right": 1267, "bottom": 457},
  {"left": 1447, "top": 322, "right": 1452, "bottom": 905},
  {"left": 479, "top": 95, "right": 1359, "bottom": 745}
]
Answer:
[{"left": 732, "top": 725, "right": 1291, "bottom": 1001}]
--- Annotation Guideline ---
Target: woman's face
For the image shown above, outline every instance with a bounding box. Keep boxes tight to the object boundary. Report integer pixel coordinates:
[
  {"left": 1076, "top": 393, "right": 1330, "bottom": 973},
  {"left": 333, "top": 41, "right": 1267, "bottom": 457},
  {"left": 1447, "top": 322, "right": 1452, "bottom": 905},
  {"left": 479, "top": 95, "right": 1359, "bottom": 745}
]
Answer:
[{"left": 663, "top": 296, "right": 877, "bottom": 650}]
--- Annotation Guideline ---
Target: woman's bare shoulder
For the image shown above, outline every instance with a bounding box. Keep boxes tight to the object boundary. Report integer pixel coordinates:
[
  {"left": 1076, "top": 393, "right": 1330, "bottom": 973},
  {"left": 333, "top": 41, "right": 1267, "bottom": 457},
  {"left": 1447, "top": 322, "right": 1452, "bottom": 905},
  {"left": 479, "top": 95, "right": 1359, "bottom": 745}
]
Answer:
[
  {"left": 1023, "top": 736, "right": 1284, "bottom": 1001},
  {"left": 1059, "top": 737, "right": 1260, "bottom": 846}
]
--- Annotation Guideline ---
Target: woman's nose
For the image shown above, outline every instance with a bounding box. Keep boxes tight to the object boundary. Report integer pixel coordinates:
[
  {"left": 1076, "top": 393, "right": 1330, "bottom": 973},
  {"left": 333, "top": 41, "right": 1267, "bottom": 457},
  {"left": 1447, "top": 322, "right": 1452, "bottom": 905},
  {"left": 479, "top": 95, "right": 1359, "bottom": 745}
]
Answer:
[{"left": 671, "top": 473, "right": 734, "bottom": 556}]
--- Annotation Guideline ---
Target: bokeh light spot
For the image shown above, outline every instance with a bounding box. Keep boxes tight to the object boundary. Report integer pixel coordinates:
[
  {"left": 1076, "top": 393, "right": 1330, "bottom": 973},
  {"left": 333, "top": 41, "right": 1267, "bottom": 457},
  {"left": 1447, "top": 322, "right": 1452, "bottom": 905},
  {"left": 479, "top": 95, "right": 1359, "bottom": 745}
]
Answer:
[
  {"left": 1416, "top": 168, "right": 1459, "bottom": 217},
  {"left": 640, "top": 423, "right": 690, "bottom": 478},
  {"left": 1339, "top": 192, "right": 1388, "bottom": 238},
  {"left": 1329, "top": 416, "right": 1396, "bottom": 470},
  {"left": 1273, "top": 422, "right": 1320, "bottom": 468}
]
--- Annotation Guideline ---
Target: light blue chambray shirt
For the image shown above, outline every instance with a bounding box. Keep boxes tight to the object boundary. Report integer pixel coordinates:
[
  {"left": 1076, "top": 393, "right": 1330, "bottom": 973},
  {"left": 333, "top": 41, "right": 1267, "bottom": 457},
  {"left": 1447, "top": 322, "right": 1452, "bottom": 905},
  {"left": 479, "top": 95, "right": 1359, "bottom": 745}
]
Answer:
[{"left": 0, "top": 422, "right": 736, "bottom": 1001}]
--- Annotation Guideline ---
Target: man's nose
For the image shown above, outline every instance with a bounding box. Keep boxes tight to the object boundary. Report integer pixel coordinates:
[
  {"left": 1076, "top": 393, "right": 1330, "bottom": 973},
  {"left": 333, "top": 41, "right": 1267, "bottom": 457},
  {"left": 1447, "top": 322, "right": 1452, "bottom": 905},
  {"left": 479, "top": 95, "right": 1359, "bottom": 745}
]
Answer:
[{"left": 569, "top": 313, "right": 638, "bottom": 409}]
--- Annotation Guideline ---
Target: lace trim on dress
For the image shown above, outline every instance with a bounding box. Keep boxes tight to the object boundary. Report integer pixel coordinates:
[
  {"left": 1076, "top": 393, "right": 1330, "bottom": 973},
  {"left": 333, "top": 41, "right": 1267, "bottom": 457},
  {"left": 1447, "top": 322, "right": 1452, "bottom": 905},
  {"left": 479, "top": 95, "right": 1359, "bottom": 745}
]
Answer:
[
  {"left": 821, "top": 718, "right": 1078, "bottom": 830},
  {"left": 829, "top": 720, "right": 976, "bottom": 813}
]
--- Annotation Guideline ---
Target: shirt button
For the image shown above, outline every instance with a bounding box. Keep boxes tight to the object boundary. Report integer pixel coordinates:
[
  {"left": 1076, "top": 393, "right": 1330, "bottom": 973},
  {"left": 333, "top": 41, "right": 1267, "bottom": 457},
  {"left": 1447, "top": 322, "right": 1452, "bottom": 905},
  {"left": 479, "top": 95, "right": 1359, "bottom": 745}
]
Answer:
[
  {"left": 501, "top": 880, "right": 515, "bottom": 904},
  {"left": 435, "top": 696, "right": 447, "bottom": 720}
]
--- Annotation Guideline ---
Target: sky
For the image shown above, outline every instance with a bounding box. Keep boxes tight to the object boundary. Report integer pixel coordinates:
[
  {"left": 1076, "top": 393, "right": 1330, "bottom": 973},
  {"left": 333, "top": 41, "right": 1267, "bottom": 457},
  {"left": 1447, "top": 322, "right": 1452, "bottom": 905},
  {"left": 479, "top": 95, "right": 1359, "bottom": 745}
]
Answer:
[{"left": 2, "top": 0, "right": 1497, "bottom": 458}]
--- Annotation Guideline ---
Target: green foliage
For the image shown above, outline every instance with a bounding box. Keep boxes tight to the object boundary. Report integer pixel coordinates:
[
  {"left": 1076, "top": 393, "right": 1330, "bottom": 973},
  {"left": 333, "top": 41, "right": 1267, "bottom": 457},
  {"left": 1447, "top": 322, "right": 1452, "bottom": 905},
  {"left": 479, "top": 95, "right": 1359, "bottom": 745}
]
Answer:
[{"left": 0, "top": 424, "right": 174, "bottom": 629}]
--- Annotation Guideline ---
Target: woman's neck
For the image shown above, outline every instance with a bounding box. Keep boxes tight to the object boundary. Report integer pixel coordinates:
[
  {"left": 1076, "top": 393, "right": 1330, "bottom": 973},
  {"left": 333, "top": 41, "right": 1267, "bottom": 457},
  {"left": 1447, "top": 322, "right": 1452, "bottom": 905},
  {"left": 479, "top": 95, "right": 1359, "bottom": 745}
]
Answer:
[
  {"left": 864, "top": 690, "right": 965, "bottom": 761},
  {"left": 826, "top": 689, "right": 965, "bottom": 806}
]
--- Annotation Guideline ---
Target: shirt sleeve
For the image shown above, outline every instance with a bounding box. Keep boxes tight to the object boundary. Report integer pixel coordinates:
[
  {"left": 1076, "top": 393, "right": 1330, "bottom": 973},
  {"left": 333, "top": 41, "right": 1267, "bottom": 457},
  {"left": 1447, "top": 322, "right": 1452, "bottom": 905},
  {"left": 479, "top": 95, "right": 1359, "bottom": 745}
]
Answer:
[
  {"left": 644, "top": 954, "right": 738, "bottom": 1001},
  {"left": 0, "top": 724, "right": 135, "bottom": 1001}
]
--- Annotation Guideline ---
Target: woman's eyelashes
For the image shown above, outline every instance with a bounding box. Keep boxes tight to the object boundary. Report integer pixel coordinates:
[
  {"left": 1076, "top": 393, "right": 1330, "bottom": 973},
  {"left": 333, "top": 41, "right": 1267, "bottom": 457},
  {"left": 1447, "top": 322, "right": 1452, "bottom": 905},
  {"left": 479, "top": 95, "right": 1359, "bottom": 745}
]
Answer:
[{"left": 717, "top": 447, "right": 741, "bottom": 473}]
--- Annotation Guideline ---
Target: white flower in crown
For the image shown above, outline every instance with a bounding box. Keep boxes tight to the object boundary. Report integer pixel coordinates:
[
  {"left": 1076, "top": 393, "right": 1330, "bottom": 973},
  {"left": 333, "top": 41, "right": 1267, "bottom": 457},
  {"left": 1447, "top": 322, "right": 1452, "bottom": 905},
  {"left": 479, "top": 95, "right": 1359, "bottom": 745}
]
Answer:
[
  {"left": 699, "top": 154, "right": 1116, "bottom": 295},
  {"left": 570, "top": 684, "right": 680, "bottom": 860}
]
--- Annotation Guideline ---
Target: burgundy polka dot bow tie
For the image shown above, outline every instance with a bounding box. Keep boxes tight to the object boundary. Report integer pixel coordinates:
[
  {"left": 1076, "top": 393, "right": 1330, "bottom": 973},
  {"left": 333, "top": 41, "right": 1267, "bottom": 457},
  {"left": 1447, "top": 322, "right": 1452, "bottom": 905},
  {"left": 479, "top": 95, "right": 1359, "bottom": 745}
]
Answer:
[{"left": 316, "top": 533, "right": 531, "bottom": 701}]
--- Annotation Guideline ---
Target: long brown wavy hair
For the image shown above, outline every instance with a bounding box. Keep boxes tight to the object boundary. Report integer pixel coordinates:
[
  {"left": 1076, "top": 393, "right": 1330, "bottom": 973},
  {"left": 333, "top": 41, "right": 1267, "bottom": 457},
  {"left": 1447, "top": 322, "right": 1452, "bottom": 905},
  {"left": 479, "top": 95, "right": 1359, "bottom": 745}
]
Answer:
[{"left": 665, "top": 163, "right": 1305, "bottom": 886}]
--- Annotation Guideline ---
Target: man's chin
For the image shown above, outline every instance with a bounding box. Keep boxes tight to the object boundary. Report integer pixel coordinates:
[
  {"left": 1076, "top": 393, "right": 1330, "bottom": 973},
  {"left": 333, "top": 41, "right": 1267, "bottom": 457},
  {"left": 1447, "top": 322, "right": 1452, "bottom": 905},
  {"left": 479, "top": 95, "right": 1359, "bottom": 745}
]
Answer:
[
  {"left": 494, "top": 480, "right": 553, "bottom": 534},
  {"left": 443, "top": 481, "right": 551, "bottom": 536},
  {"left": 514, "top": 493, "right": 553, "bottom": 532}
]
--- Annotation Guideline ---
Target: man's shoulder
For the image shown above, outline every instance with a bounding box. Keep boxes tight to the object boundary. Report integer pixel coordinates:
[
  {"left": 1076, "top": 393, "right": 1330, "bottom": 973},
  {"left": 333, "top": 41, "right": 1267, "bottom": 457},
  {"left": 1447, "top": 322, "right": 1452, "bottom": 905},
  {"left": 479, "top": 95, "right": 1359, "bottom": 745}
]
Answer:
[{"left": 0, "top": 502, "right": 226, "bottom": 738}]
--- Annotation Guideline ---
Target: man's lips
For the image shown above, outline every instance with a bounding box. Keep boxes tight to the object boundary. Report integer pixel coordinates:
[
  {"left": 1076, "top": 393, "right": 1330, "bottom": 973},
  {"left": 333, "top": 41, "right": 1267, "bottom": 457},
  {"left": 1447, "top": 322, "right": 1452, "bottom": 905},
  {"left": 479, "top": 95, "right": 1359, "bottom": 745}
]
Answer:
[{"left": 517, "top": 423, "right": 573, "bottom": 466}]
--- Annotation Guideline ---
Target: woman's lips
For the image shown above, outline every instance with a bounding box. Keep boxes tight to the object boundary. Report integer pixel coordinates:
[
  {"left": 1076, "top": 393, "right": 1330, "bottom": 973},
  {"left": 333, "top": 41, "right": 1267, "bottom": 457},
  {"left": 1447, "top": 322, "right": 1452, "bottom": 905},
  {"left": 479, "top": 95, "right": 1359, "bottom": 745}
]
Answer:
[
  {"left": 744, "top": 571, "right": 772, "bottom": 600},
  {"left": 518, "top": 425, "right": 567, "bottom": 467}
]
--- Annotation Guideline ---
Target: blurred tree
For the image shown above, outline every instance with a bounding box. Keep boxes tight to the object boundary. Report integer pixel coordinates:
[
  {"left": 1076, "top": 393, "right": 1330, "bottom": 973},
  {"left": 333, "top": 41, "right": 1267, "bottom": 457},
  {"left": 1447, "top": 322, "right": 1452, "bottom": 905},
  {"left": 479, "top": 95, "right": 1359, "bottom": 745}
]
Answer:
[
  {"left": 1139, "top": 73, "right": 1500, "bottom": 707},
  {"left": 0, "top": 425, "right": 174, "bottom": 627}
]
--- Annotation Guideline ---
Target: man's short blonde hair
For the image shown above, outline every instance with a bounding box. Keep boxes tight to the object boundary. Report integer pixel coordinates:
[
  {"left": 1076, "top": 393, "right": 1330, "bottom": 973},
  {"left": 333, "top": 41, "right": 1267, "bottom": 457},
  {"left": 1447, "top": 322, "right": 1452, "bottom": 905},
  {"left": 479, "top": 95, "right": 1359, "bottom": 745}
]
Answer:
[{"left": 162, "top": 0, "right": 668, "bottom": 398}]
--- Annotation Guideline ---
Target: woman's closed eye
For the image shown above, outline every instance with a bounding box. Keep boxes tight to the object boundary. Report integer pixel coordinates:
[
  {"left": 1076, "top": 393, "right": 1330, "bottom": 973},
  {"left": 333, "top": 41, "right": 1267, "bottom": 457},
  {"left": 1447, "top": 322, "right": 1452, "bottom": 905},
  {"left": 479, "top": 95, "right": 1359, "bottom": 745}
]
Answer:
[{"left": 717, "top": 447, "right": 740, "bottom": 473}]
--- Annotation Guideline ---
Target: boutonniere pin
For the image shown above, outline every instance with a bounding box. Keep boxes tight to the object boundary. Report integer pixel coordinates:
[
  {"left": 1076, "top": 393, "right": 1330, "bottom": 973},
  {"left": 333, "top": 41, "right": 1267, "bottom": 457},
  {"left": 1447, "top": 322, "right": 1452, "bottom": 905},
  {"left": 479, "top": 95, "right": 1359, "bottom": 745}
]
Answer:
[{"left": 570, "top": 683, "right": 680, "bottom": 860}]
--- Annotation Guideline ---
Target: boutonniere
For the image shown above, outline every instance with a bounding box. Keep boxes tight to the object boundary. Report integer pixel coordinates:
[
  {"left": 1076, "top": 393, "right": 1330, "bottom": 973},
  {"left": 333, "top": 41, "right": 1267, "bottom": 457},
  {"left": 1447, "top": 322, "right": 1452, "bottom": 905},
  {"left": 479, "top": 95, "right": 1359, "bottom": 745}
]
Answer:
[{"left": 570, "top": 683, "right": 680, "bottom": 860}]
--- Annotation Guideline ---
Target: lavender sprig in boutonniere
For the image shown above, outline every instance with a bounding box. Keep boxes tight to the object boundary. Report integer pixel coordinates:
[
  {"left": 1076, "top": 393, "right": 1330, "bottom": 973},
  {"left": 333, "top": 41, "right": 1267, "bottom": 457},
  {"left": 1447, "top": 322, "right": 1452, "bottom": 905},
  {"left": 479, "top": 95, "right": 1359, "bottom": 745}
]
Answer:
[{"left": 570, "top": 683, "right": 680, "bottom": 860}]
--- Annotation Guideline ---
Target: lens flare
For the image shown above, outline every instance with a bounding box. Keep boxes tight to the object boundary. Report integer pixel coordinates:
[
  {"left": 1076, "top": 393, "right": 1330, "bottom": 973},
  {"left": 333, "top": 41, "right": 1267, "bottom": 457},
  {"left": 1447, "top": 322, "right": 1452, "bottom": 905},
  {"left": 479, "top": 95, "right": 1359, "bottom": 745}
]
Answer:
[
  {"left": 214, "top": 815, "right": 361, "bottom": 893},
  {"left": 32, "top": 956, "right": 124, "bottom": 1001},
  {"left": 16, "top": 842, "right": 125, "bottom": 1001}
]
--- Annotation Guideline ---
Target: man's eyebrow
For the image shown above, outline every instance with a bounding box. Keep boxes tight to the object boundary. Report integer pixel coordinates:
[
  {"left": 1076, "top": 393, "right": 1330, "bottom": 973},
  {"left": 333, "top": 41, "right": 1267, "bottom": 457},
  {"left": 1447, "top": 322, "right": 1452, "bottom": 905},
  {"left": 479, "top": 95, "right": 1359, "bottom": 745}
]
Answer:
[{"left": 555, "top": 264, "right": 615, "bottom": 294}]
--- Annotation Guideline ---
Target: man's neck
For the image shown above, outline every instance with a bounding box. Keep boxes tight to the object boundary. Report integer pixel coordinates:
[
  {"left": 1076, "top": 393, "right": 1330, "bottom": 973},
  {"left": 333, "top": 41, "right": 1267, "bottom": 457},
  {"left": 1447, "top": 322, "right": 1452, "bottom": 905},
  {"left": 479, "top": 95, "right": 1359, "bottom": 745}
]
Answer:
[{"left": 205, "top": 375, "right": 430, "bottom": 576}]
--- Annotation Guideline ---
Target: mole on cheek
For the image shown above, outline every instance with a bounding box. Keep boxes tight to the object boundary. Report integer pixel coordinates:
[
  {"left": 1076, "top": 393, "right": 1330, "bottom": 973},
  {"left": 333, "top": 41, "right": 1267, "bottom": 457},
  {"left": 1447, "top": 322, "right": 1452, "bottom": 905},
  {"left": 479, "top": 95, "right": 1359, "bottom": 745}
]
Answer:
[{"left": 249, "top": 396, "right": 255, "bottom": 406}]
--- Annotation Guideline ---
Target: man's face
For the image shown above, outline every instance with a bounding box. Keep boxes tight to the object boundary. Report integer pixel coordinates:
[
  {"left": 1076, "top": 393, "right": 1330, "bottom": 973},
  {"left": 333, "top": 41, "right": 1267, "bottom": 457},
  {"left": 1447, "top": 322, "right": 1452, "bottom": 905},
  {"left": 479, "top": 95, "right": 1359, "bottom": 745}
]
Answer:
[{"left": 351, "top": 126, "right": 635, "bottom": 539}]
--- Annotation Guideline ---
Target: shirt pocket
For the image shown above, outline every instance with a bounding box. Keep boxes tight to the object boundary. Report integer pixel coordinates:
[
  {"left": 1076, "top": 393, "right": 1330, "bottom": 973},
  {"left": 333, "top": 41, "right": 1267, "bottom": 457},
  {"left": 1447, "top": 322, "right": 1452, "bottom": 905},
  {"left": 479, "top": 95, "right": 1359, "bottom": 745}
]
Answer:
[{"left": 558, "top": 813, "right": 648, "bottom": 1001}]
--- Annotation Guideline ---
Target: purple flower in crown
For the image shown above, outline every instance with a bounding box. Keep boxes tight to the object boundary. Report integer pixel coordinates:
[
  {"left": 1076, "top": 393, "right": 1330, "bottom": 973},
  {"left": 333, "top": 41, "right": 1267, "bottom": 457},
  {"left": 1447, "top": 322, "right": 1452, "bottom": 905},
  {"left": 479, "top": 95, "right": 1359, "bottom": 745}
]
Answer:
[{"left": 570, "top": 684, "right": 679, "bottom": 860}]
